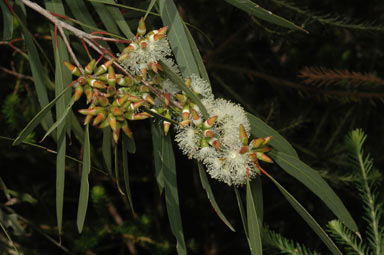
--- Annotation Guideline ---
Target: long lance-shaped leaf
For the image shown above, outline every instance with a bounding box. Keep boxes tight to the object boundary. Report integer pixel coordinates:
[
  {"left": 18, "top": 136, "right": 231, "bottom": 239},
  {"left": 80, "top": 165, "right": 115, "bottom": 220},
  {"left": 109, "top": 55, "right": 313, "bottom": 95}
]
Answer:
[
  {"left": 251, "top": 175, "right": 263, "bottom": 225},
  {"left": 160, "top": 60, "right": 209, "bottom": 119},
  {"left": 14, "top": 5, "right": 54, "bottom": 133},
  {"left": 183, "top": 23, "right": 210, "bottom": 83},
  {"left": 144, "top": 0, "right": 157, "bottom": 20},
  {"left": 270, "top": 150, "right": 358, "bottom": 233},
  {"left": 65, "top": 0, "right": 109, "bottom": 49},
  {"left": 262, "top": 171, "right": 343, "bottom": 255},
  {"left": 151, "top": 123, "right": 165, "bottom": 193},
  {"left": 0, "top": 177, "right": 10, "bottom": 200},
  {"left": 234, "top": 187, "right": 251, "bottom": 246},
  {"left": 103, "top": 0, "right": 134, "bottom": 39},
  {"left": 13, "top": 85, "right": 72, "bottom": 146},
  {"left": 40, "top": 97, "right": 75, "bottom": 142},
  {"left": 0, "top": 0, "right": 13, "bottom": 40},
  {"left": 247, "top": 112, "right": 298, "bottom": 158},
  {"left": 246, "top": 179, "right": 263, "bottom": 255},
  {"left": 159, "top": 0, "right": 199, "bottom": 78},
  {"left": 122, "top": 135, "right": 135, "bottom": 215},
  {"left": 162, "top": 128, "right": 187, "bottom": 255},
  {"left": 224, "top": 0, "right": 307, "bottom": 32},
  {"left": 45, "top": 0, "right": 73, "bottom": 235},
  {"left": 114, "top": 145, "right": 125, "bottom": 195},
  {"left": 198, "top": 162, "right": 235, "bottom": 232},
  {"left": 77, "top": 125, "right": 91, "bottom": 233},
  {"left": 102, "top": 129, "right": 113, "bottom": 176}
]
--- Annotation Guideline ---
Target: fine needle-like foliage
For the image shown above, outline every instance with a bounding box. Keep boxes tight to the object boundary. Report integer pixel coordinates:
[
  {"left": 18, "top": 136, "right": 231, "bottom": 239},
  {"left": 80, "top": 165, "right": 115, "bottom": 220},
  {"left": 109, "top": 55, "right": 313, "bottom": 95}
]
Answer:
[{"left": 330, "top": 129, "right": 384, "bottom": 255}]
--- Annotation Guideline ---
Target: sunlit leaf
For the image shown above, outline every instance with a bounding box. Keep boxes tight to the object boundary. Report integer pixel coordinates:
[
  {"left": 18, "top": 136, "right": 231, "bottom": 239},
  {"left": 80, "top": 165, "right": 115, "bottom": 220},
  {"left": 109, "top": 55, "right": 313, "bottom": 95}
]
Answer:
[
  {"left": 270, "top": 150, "right": 358, "bottom": 233},
  {"left": 198, "top": 162, "right": 235, "bottom": 232},
  {"left": 77, "top": 125, "right": 91, "bottom": 233},
  {"left": 224, "top": 0, "right": 307, "bottom": 32}
]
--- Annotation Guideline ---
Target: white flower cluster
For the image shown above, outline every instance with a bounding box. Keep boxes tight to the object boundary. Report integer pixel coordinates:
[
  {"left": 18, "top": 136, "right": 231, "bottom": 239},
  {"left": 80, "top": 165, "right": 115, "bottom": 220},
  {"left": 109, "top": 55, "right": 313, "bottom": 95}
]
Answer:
[{"left": 174, "top": 76, "right": 257, "bottom": 186}]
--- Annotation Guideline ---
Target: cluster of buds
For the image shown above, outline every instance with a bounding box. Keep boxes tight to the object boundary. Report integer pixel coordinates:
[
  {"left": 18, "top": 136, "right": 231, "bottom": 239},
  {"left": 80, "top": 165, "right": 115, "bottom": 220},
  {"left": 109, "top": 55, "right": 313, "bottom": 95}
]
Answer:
[
  {"left": 63, "top": 18, "right": 274, "bottom": 186},
  {"left": 64, "top": 58, "right": 155, "bottom": 143},
  {"left": 118, "top": 17, "right": 170, "bottom": 78}
]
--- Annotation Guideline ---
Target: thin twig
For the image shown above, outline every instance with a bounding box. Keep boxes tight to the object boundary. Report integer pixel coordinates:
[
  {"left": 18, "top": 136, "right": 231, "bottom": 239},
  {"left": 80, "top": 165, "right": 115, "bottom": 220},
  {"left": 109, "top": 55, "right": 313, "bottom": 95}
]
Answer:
[{"left": 0, "top": 66, "right": 33, "bottom": 81}]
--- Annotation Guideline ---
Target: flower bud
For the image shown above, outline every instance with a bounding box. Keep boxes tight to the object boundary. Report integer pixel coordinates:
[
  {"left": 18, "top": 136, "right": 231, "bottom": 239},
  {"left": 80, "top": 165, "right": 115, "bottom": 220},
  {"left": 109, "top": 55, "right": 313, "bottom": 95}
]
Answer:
[
  {"left": 208, "top": 138, "right": 221, "bottom": 150},
  {"left": 250, "top": 138, "right": 265, "bottom": 149},
  {"left": 257, "top": 152, "right": 273, "bottom": 163},
  {"left": 179, "top": 119, "right": 190, "bottom": 128},
  {"left": 200, "top": 138, "right": 209, "bottom": 148},
  {"left": 149, "top": 62, "right": 158, "bottom": 73},
  {"left": 113, "top": 126, "right": 120, "bottom": 144},
  {"left": 137, "top": 17, "right": 146, "bottom": 36},
  {"left": 239, "top": 124, "right": 248, "bottom": 146},
  {"left": 203, "top": 129, "right": 214, "bottom": 138},
  {"left": 107, "top": 66, "right": 116, "bottom": 86},
  {"left": 121, "top": 121, "right": 133, "bottom": 139},
  {"left": 95, "top": 96, "right": 109, "bottom": 107},
  {"left": 110, "top": 106, "right": 124, "bottom": 117},
  {"left": 88, "top": 78, "right": 107, "bottom": 89},
  {"left": 191, "top": 109, "right": 202, "bottom": 126},
  {"left": 108, "top": 113, "right": 117, "bottom": 131},
  {"left": 142, "top": 93, "right": 155, "bottom": 105},
  {"left": 95, "top": 59, "right": 114, "bottom": 76},
  {"left": 74, "top": 85, "right": 83, "bottom": 102},
  {"left": 64, "top": 61, "right": 81, "bottom": 76},
  {"left": 84, "top": 59, "right": 96, "bottom": 74},
  {"left": 203, "top": 116, "right": 218, "bottom": 129},
  {"left": 77, "top": 76, "right": 87, "bottom": 85},
  {"left": 182, "top": 105, "right": 190, "bottom": 120},
  {"left": 84, "top": 85, "right": 93, "bottom": 104},
  {"left": 92, "top": 111, "right": 107, "bottom": 126},
  {"left": 83, "top": 114, "right": 93, "bottom": 125},
  {"left": 239, "top": 146, "right": 249, "bottom": 154}
]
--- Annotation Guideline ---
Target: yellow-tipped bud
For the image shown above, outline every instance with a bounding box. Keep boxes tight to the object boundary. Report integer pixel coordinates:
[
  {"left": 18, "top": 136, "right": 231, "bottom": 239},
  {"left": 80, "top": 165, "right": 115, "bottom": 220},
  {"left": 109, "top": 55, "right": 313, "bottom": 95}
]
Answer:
[
  {"left": 108, "top": 113, "right": 117, "bottom": 131},
  {"left": 95, "top": 59, "right": 114, "bottom": 76},
  {"left": 92, "top": 111, "right": 107, "bottom": 126},
  {"left": 122, "top": 121, "right": 133, "bottom": 139},
  {"left": 84, "top": 114, "right": 93, "bottom": 125},
  {"left": 107, "top": 66, "right": 116, "bottom": 86},
  {"left": 113, "top": 127, "right": 120, "bottom": 144},
  {"left": 179, "top": 119, "right": 190, "bottom": 128},
  {"left": 74, "top": 85, "right": 83, "bottom": 102},
  {"left": 257, "top": 152, "right": 273, "bottom": 163},
  {"left": 110, "top": 106, "right": 124, "bottom": 116},
  {"left": 250, "top": 138, "right": 265, "bottom": 149},
  {"left": 137, "top": 17, "right": 146, "bottom": 36},
  {"left": 64, "top": 61, "right": 81, "bottom": 76},
  {"left": 203, "top": 116, "right": 218, "bottom": 129},
  {"left": 239, "top": 124, "right": 248, "bottom": 146},
  {"left": 84, "top": 59, "right": 96, "bottom": 74},
  {"left": 84, "top": 85, "right": 93, "bottom": 104}
]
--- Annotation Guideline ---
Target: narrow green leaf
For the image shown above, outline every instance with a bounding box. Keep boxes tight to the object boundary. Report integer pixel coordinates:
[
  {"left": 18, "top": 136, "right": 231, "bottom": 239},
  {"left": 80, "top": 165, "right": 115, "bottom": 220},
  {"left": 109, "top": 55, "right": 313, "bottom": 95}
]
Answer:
[
  {"left": 45, "top": 0, "right": 73, "bottom": 235},
  {"left": 159, "top": 0, "right": 199, "bottom": 77},
  {"left": 144, "top": 0, "right": 157, "bottom": 20},
  {"left": 198, "top": 162, "right": 235, "bottom": 232},
  {"left": 102, "top": 129, "right": 113, "bottom": 176},
  {"left": 71, "top": 110, "right": 85, "bottom": 143},
  {"left": 251, "top": 176, "right": 263, "bottom": 225},
  {"left": 0, "top": 0, "right": 13, "bottom": 40},
  {"left": 65, "top": 0, "right": 109, "bottom": 49},
  {"left": 183, "top": 23, "right": 210, "bottom": 83},
  {"left": 90, "top": 1, "right": 125, "bottom": 51},
  {"left": 125, "top": 136, "right": 136, "bottom": 154},
  {"left": 41, "top": 97, "right": 75, "bottom": 142},
  {"left": 0, "top": 177, "right": 10, "bottom": 200},
  {"left": 77, "top": 125, "right": 91, "bottom": 233},
  {"left": 88, "top": 0, "right": 160, "bottom": 18},
  {"left": 247, "top": 112, "right": 298, "bottom": 158},
  {"left": 234, "top": 187, "right": 251, "bottom": 245},
  {"left": 103, "top": 0, "right": 134, "bottom": 39},
  {"left": 122, "top": 135, "right": 135, "bottom": 215},
  {"left": 160, "top": 60, "right": 209, "bottom": 119},
  {"left": 13, "top": 85, "right": 72, "bottom": 146},
  {"left": 270, "top": 150, "right": 358, "bottom": 233},
  {"left": 114, "top": 145, "right": 125, "bottom": 195},
  {"left": 265, "top": 173, "right": 343, "bottom": 255},
  {"left": 162, "top": 127, "right": 187, "bottom": 255},
  {"left": 246, "top": 179, "right": 263, "bottom": 255},
  {"left": 224, "top": 0, "right": 307, "bottom": 32},
  {"left": 151, "top": 122, "right": 165, "bottom": 193},
  {"left": 14, "top": 6, "right": 54, "bottom": 133}
]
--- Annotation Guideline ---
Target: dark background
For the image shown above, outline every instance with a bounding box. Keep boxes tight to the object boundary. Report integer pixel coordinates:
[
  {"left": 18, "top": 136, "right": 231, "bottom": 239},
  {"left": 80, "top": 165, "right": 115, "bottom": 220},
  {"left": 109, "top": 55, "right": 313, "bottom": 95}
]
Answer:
[{"left": 1, "top": 0, "right": 384, "bottom": 254}]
